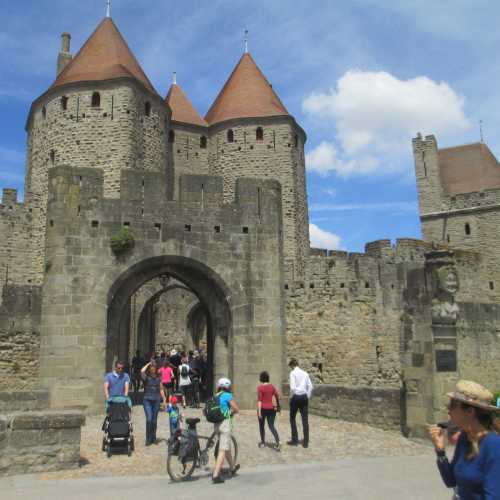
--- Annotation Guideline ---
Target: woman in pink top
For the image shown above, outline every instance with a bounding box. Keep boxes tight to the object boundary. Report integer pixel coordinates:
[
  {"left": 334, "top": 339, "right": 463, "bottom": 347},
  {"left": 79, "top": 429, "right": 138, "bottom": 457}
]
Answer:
[
  {"left": 257, "top": 371, "right": 281, "bottom": 451},
  {"left": 159, "top": 362, "right": 174, "bottom": 398}
]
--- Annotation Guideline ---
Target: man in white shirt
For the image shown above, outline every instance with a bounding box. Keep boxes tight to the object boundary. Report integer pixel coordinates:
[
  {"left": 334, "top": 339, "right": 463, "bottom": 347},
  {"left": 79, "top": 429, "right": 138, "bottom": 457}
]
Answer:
[{"left": 287, "top": 358, "right": 313, "bottom": 448}]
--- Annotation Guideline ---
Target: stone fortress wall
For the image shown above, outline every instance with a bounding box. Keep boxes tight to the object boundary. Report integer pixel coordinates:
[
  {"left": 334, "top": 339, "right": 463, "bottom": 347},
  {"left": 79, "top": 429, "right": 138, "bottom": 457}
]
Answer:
[{"left": 24, "top": 80, "right": 170, "bottom": 285}]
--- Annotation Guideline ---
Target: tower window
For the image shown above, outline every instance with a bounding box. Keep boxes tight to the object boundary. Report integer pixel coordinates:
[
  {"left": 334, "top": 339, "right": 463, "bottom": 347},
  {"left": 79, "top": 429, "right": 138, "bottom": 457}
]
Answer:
[
  {"left": 49, "top": 150, "right": 55, "bottom": 165},
  {"left": 145, "top": 102, "right": 151, "bottom": 117},
  {"left": 91, "top": 92, "right": 101, "bottom": 107},
  {"left": 465, "top": 223, "right": 471, "bottom": 236},
  {"left": 42, "top": 106, "right": 47, "bottom": 120},
  {"left": 489, "top": 281, "right": 495, "bottom": 290},
  {"left": 294, "top": 134, "right": 298, "bottom": 147},
  {"left": 227, "top": 129, "right": 234, "bottom": 143},
  {"left": 61, "top": 96, "right": 68, "bottom": 110},
  {"left": 256, "top": 127, "right": 263, "bottom": 141},
  {"left": 200, "top": 136, "right": 207, "bottom": 149},
  {"left": 168, "top": 130, "right": 175, "bottom": 143}
]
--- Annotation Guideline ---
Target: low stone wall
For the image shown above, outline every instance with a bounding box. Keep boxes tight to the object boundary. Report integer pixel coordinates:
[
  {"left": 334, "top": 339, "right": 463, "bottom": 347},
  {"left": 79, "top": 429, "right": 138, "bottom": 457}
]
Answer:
[
  {"left": 307, "top": 384, "right": 404, "bottom": 432},
  {"left": 0, "top": 390, "right": 49, "bottom": 413},
  {"left": 0, "top": 410, "right": 85, "bottom": 476}
]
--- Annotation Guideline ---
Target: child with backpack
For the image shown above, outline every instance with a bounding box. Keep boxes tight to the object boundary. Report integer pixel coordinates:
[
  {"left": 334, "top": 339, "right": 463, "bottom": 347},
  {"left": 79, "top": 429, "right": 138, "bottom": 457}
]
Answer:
[
  {"left": 178, "top": 358, "right": 191, "bottom": 409},
  {"left": 166, "top": 395, "right": 182, "bottom": 436},
  {"left": 208, "top": 377, "right": 240, "bottom": 484}
]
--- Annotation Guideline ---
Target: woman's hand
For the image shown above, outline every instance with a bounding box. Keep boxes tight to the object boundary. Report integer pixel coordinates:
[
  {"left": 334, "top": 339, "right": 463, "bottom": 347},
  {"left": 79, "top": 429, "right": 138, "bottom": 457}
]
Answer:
[{"left": 428, "top": 424, "right": 446, "bottom": 451}]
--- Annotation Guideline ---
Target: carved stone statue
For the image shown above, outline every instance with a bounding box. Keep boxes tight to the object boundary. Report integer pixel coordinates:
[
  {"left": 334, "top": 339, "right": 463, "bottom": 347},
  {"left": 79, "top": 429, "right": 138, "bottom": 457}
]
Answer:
[{"left": 431, "top": 266, "right": 459, "bottom": 324}]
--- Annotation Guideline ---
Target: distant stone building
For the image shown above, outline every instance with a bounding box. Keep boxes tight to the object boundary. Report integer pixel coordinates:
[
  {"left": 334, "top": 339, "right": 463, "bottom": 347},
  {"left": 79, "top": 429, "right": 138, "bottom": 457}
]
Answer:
[{"left": 1, "top": 12, "right": 500, "bottom": 435}]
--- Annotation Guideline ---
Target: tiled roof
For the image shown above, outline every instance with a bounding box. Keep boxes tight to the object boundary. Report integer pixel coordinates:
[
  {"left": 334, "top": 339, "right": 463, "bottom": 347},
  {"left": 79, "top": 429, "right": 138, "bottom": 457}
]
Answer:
[
  {"left": 51, "top": 17, "right": 157, "bottom": 95},
  {"left": 205, "top": 53, "right": 288, "bottom": 125},
  {"left": 165, "top": 83, "right": 207, "bottom": 126},
  {"left": 438, "top": 143, "right": 500, "bottom": 195}
]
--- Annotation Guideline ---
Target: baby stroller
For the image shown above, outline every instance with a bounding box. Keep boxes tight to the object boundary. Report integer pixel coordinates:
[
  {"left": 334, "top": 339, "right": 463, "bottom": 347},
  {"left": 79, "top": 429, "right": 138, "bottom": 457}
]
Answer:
[{"left": 102, "top": 396, "right": 134, "bottom": 457}]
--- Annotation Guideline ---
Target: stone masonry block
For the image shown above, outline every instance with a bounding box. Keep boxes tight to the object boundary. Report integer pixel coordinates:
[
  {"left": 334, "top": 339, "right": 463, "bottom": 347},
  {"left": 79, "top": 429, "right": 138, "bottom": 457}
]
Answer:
[{"left": 11, "top": 410, "right": 85, "bottom": 430}]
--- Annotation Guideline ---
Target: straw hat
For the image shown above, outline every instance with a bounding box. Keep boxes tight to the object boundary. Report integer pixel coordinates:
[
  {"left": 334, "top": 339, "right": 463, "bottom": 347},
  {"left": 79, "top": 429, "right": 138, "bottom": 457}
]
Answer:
[{"left": 447, "top": 380, "right": 499, "bottom": 412}]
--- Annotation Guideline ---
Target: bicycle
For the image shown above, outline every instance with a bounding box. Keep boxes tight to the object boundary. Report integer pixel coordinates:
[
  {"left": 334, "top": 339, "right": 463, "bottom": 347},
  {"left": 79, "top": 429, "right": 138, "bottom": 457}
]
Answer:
[{"left": 166, "top": 417, "right": 238, "bottom": 482}]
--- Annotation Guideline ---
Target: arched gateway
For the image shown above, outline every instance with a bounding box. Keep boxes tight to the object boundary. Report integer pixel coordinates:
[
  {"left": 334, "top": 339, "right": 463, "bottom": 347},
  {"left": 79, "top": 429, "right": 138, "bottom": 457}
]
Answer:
[
  {"left": 38, "top": 166, "right": 285, "bottom": 412},
  {"left": 107, "top": 256, "right": 232, "bottom": 394}
]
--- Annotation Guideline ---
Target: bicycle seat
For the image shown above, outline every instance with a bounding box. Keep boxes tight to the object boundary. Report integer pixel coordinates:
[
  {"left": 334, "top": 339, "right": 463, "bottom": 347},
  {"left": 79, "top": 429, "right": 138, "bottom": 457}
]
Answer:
[{"left": 185, "top": 417, "right": 200, "bottom": 426}]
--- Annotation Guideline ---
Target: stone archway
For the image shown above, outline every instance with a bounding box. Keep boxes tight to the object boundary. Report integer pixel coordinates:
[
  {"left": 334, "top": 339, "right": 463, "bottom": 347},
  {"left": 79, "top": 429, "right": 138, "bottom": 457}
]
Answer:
[{"left": 106, "top": 255, "right": 232, "bottom": 394}]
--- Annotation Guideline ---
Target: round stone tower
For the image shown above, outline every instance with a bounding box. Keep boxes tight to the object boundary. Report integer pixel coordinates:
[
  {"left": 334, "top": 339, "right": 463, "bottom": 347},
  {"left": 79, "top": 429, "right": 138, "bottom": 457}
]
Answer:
[
  {"left": 24, "top": 16, "right": 170, "bottom": 280},
  {"left": 204, "top": 52, "right": 309, "bottom": 280}
]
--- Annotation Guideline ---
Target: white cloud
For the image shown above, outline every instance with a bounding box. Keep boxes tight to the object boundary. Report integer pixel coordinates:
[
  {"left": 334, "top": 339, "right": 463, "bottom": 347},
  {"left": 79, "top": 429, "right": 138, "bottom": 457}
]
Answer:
[
  {"left": 309, "top": 223, "right": 342, "bottom": 250},
  {"left": 310, "top": 201, "right": 417, "bottom": 212},
  {"left": 303, "top": 70, "right": 472, "bottom": 176}
]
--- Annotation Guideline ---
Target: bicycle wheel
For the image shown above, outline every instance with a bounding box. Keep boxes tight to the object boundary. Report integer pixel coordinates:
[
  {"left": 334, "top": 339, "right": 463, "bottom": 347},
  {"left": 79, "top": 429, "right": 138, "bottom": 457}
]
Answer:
[{"left": 167, "top": 449, "right": 197, "bottom": 482}]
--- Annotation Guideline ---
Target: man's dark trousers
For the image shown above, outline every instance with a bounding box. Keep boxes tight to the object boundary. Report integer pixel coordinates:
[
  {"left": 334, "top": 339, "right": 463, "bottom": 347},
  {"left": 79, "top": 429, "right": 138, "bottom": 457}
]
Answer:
[{"left": 289, "top": 394, "right": 309, "bottom": 446}]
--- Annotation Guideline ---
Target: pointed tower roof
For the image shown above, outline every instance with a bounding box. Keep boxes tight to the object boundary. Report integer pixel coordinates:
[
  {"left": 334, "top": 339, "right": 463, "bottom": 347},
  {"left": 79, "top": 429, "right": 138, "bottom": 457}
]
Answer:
[
  {"left": 51, "top": 17, "right": 157, "bottom": 95},
  {"left": 205, "top": 53, "right": 289, "bottom": 125},
  {"left": 165, "top": 81, "right": 207, "bottom": 127}
]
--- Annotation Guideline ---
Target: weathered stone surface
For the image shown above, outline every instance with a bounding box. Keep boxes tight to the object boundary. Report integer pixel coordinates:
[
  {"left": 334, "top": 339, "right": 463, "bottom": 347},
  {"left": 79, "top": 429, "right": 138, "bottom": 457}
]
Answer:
[
  {"left": 11, "top": 410, "right": 85, "bottom": 430},
  {"left": 0, "top": 409, "right": 84, "bottom": 476},
  {"left": 0, "top": 390, "right": 49, "bottom": 412}
]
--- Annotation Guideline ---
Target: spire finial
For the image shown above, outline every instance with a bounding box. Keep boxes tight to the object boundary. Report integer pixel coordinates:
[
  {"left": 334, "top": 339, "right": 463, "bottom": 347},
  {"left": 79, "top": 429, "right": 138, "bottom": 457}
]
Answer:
[
  {"left": 173, "top": 72, "right": 177, "bottom": 85},
  {"left": 106, "top": 0, "right": 111, "bottom": 17},
  {"left": 244, "top": 29, "right": 249, "bottom": 54}
]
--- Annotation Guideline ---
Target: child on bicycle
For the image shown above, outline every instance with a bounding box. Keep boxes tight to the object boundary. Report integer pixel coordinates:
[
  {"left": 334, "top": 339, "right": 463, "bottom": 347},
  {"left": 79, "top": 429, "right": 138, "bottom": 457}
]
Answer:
[{"left": 166, "top": 395, "right": 182, "bottom": 436}]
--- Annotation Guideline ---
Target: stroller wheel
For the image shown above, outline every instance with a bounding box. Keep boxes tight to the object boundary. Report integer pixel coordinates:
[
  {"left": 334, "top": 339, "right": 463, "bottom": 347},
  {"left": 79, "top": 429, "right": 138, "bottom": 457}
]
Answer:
[
  {"left": 106, "top": 443, "right": 112, "bottom": 458},
  {"left": 127, "top": 442, "right": 132, "bottom": 457},
  {"left": 131, "top": 437, "right": 135, "bottom": 451},
  {"left": 102, "top": 438, "right": 106, "bottom": 452}
]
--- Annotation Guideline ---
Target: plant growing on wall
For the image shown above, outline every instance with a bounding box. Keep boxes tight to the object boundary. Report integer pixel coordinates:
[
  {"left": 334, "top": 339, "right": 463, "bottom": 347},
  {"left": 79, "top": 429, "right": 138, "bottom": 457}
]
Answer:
[{"left": 110, "top": 227, "right": 135, "bottom": 255}]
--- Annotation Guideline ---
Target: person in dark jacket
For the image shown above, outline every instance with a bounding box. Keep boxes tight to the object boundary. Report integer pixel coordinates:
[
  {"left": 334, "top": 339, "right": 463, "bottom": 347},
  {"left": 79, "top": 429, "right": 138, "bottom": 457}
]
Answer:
[
  {"left": 141, "top": 361, "right": 167, "bottom": 446},
  {"left": 429, "top": 380, "right": 500, "bottom": 500}
]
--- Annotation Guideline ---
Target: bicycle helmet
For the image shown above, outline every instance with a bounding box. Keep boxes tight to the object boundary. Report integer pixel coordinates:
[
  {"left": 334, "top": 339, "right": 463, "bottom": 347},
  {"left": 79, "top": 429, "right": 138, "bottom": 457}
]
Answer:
[{"left": 217, "top": 377, "right": 231, "bottom": 389}]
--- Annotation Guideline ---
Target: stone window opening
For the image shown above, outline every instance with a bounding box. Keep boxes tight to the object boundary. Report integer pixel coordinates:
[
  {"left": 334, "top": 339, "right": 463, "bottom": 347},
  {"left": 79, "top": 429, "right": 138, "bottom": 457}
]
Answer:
[
  {"left": 227, "top": 129, "right": 234, "bottom": 143},
  {"left": 200, "top": 136, "right": 207, "bottom": 149},
  {"left": 168, "top": 130, "right": 175, "bottom": 144},
  {"left": 446, "top": 234, "right": 450, "bottom": 243},
  {"left": 184, "top": 224, "right": 191, "bottom": 232},
  {"left": 61, "top": 96, "right": 68, "bottom": 110},
  {"left": 49, "top": 150, "right": 55, "bottom": 165},
  {"left": 49, "top": 220, "right": 54, "bottom": 227},
  {"left": 365, "top": 282, "right": 370, "bottom": 288},
  {"left": 42, "top": 106, "right": 47, "bottom": 120},
  {"left": 214, "top": 225, "right": 221, "bottom": 233},
  {"left": 91, "top": 220, "right": 99, "bottom": 228},
  {"left": 489, "top": 281, "right": 495, "bottom": 290},
  {"left": 294, "top": 135, "right": 299, "bottom": 147},
  {"left": 256, "top": 127, "right": 263, "bottom": 141},
  {"left": 309, "top": 283, "right": 315, "bottom": 289},
  {"left": 154, "top": 223, "right": 161, "bottom": 231},
  {"left": 284, "top": 284, "right": 289, "bottom": 290},
  {"left": 340, "top": 283, "right": 345, "bottom": 288},
  {"left": 145, "top": 102, "right": 151, "bottom": 117},
  {"left": 91, "top": 92, "right": 101, "bottom": 107},
  {"left": 242, "top": 226, "right": 249, "bottom": 234},
  {"left": 465, "top": 223, "right": 471, "bottom": 236},
  {"left": 123, "top": 221, "right": 130, "bottom": 227}
]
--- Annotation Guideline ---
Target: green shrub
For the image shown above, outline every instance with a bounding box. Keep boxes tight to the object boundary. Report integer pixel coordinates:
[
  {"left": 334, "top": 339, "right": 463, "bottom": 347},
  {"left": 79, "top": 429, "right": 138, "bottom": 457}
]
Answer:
[{"left": 110, "top": 227, "right": 135, "bottom": 255}]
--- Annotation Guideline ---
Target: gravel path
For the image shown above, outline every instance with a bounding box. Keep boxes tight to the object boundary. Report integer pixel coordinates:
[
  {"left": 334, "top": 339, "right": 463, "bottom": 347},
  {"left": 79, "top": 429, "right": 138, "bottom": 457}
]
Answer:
[{"left": 39, "top": 405, "right": 433, "bottom": 480}]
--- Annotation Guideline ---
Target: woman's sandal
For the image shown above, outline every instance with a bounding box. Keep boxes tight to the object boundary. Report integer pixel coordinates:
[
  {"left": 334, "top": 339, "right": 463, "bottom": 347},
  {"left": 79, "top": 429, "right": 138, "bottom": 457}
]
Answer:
[{"left": 231, "top": 464, "right": 241, "bottom": 476}]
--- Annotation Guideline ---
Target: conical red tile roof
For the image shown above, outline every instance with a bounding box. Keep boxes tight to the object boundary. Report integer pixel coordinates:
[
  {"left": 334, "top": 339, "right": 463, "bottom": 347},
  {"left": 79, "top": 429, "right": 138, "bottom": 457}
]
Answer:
[
  {"left": 165, "top": 83, "right": 207, "bottom": 126},
  {"left": 205, "top": 53, "right": 289, "bottom": 125},
  {"left": 51, "top": 17, "right": 157, "bottom": 95}
]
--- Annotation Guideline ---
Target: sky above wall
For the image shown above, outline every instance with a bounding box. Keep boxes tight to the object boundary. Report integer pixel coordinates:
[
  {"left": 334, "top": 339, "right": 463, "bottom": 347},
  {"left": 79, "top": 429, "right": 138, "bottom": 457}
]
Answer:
[{"left": 1, "top": 0, "right": 498, "bottom": 252}]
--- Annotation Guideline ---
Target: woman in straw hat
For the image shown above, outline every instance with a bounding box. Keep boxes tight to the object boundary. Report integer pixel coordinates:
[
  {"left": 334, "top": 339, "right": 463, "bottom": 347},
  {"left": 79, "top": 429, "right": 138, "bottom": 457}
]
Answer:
[{"left": 429, "top": 380, "right": 500, "bottom": 499}]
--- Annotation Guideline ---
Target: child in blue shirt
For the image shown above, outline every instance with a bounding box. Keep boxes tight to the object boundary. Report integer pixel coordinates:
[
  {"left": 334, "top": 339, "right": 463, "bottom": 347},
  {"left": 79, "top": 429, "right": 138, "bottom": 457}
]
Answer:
[{"left": 166, "top": 395, "right": 181, "bottom": 436}]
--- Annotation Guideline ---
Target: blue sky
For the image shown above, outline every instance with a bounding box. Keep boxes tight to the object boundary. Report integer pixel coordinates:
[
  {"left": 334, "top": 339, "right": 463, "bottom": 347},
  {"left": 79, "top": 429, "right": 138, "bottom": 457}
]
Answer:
[{"left": 1, "top": 0, "right": 499, "bottom": 251}]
